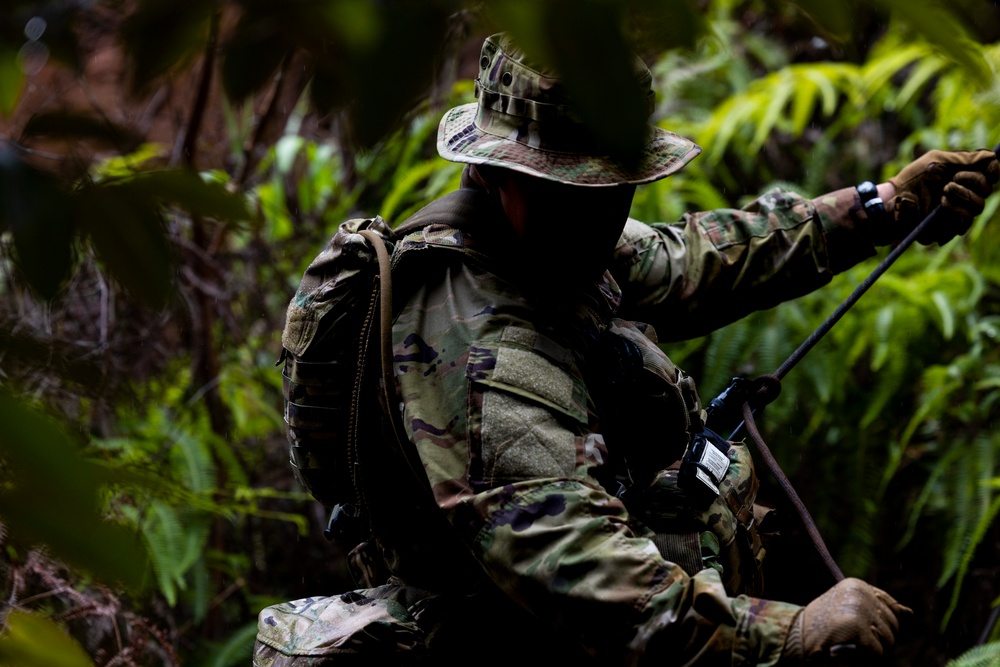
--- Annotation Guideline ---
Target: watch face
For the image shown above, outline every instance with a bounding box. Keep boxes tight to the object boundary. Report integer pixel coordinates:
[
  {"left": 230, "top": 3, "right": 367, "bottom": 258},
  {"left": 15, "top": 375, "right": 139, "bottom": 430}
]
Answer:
[{"left": 857, "top": 181, "right": 877, "bottom": 202}]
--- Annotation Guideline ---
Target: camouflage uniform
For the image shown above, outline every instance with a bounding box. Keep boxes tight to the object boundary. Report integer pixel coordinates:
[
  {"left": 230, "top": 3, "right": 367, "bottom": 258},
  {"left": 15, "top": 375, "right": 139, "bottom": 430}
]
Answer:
[
  {"left": 372, "top": 178, "right": 876, "bottom": 666},
  {"left": 262, "top": 32, "right": 893, "bottom": 666}
]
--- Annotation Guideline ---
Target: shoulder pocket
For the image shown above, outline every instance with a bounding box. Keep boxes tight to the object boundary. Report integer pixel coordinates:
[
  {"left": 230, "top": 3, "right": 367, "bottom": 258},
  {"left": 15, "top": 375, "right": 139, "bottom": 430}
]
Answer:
[
  {"left": 465, "top": 326, "right": 592, "bottom": 487},
  {"left": 466, "top": 326, "right": 587, "bottom": 422}
]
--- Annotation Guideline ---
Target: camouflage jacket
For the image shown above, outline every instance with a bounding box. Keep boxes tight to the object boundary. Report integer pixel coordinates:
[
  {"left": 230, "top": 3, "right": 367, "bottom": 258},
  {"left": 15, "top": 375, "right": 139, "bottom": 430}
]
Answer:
[{"left": 370, "top": 182, "right": 875, "bottom": 665}]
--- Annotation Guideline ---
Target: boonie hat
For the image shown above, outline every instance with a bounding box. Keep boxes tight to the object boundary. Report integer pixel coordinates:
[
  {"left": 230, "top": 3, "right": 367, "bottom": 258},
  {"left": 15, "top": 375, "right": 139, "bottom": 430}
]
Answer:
[{"left": 437, "top": 33, "right": 701, "bottom": 187}]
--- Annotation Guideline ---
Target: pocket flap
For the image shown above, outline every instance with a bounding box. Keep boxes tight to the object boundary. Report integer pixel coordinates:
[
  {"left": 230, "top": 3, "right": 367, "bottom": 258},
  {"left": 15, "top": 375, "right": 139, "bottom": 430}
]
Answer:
[{"left": 465, "top": 326, "right": 587, "bottom": 424}]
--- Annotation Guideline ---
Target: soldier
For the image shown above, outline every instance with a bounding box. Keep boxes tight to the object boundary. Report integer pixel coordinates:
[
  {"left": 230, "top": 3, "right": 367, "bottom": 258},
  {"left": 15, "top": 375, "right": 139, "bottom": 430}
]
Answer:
[{"left": 265, "top": 33, "right": 999, "bottom": 666}]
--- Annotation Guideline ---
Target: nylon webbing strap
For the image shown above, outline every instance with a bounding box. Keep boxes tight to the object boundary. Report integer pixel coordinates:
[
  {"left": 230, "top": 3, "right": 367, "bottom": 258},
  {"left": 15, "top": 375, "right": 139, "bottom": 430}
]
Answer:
[{"left": 357, "top": 230, "right": 405, "bottom": 454}]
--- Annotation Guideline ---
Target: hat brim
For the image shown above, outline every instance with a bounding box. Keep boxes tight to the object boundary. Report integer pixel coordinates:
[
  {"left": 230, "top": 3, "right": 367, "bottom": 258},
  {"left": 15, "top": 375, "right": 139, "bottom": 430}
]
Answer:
[{"left": 437, "top": 103, "right": 701, "bottom": 187}]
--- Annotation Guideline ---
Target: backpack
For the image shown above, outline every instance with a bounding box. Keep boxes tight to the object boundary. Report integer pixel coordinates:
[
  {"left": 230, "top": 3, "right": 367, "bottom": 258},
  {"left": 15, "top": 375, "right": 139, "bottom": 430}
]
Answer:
[
  {"left": 266, "top": 189, "right": 509, "bottom": 664},
  {"left": 279, "top": 189, "right": 491, "bottom": 532},
  {"left": 280, "top": 214, "right": 394, "bottom": 515}
]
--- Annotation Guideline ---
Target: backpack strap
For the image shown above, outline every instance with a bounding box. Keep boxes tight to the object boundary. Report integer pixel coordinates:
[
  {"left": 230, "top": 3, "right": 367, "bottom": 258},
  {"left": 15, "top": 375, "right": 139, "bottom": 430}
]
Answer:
[
  {"left": 355, "top": 187, "right": 500, "bottom": 506},
  {"left": 357, "top": 229, "right": 408, "bottom": 456}
]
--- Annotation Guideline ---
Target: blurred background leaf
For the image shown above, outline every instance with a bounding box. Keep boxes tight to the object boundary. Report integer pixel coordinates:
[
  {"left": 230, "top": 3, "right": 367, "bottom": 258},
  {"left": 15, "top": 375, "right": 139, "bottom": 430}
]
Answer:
[
  {"left": 73, "top": 181, "right": 174, "bottom": 308},
  {"left": 0, "top": 145, "right": 74, "bottom": 300},
  {"left": 0, "top": 392, "right": 149, "bottom": 590},
  {"left": 22, "top": 111, "right": 142, "bottom": 152},
  {"left": 0, "top": 611, "right": 94, "bottom": 667},
  {"left": 122, "top": 0, "right": 215, "bottom": 93}
]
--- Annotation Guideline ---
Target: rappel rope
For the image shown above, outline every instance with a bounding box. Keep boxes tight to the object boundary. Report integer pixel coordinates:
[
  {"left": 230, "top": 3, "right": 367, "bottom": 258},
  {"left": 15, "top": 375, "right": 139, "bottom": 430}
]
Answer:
[{"left": 729, "top": 142, "right": 1000, "bottom": 585}]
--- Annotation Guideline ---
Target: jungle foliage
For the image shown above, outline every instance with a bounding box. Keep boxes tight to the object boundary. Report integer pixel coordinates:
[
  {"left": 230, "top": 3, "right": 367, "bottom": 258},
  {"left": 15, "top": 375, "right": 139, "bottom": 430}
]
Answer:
[{"left": 1, "top": 0, "right": 1000, "bottom": 665}]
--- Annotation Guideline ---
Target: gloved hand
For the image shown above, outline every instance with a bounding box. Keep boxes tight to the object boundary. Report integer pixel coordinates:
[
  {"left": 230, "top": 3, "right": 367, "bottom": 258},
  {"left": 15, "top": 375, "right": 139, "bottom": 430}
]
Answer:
[
  {"left": 780, "top": 577, "right": 911, "bottom": 664},
  {"left": 887, "top": 149, "right": 999, "bottom": 245}
]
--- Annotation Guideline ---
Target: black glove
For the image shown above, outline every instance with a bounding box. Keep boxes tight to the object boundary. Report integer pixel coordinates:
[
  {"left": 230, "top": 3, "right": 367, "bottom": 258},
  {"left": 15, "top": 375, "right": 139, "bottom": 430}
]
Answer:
[{"left": 887, "top": 149, "right": 999, "bottom": 245}]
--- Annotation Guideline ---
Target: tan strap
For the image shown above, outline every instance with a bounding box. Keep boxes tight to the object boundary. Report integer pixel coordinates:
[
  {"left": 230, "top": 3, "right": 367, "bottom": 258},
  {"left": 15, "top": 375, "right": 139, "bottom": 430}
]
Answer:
[{"left": 358, "top": 229, "right": 408, "bottom": 453}]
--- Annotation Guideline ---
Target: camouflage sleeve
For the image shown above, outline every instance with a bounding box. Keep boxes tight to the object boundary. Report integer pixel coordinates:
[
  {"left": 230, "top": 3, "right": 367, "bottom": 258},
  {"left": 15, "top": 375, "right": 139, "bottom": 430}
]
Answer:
[
  {"left": 614, "top": 186, "right": 876, "bottom": 339},
  {"left": 393, "top": 262, "right": 801, "bottom": 666}
]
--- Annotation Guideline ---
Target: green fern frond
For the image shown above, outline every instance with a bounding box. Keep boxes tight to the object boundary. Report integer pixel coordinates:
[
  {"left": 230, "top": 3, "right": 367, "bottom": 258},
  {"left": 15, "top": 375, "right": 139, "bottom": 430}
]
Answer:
[
  {"left": 938, "top": 450, "right": 978, "bottom": 588},
  {"left": 197, "top": 621, "right": 260, "bottom": 667},
  {"left": 897, "top": 444, "right": 964, "bottom": 549},
  {"left": 946, "top": 641, "right": 1000, "bottom": 667},
  {"left": 941, "top": 494, "right": 1000, "bottom": 630},
  {"left": 697, "top": 62, "right": 861, "bottom": 162},
  {"left": 191, "top": 559, "right": 212, "bottom": 624},
  {"left": 701, "top": 316, "right": 754, "bottom": 396},
  {"left": 142, "top": 500, "right": 185, "bottom": 605},
  {"left": 873, "top": 2, "right": 990, "bottom": 80},
  {"left": 169, "top": 429, "right": 217, "bottom": 495},
  {"left": 861, "top": 41, "right": 934, "bottom": 101},
  {"left": 895, "top": 56, "right": 950, "bottom": 110},
  {"left": 380, "top": 160, "right": 442, "bottom": 223}
]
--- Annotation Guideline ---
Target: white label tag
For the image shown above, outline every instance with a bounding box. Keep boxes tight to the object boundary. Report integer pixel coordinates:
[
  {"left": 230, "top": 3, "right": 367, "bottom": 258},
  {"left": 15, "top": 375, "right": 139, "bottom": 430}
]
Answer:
[
  {"left": 694, "top": 467, "right": 720, "bottom": 495},
  {"left": 699, "top": 443, "right": 730, "bottom": 482}
]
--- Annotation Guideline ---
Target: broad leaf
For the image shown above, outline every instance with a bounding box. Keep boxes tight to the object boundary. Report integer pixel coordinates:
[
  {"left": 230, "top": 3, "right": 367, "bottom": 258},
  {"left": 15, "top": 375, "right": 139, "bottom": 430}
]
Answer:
[
  {"left": 122, "top": 0, "right": 215, "bottom": 93},
  {"left": 0, "top": 146, "right": 74, "bottom": 300},
  {"left": 0, "top": 46, "right": 23, "bottom": 116},
  {"left": 125, "top": 169, "right": 250, "bottom": 222},
  {"left": 22, "top": 112, "right": 140, "bottom": 151},
  {"left": 0, "top": 611, "right": 93, "bottom": 667},
  {"left": 0, "top": 393, "right": 149, "bottom": 589},
  {"left": 73, "top": 183, "right": 173, "bottom": 308}
]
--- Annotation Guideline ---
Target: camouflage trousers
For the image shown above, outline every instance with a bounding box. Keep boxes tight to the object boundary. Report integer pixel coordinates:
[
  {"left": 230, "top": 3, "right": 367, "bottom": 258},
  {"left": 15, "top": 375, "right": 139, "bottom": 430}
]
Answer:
[{"left": 254, "top": 581, "right": 595, "bottom": 666}]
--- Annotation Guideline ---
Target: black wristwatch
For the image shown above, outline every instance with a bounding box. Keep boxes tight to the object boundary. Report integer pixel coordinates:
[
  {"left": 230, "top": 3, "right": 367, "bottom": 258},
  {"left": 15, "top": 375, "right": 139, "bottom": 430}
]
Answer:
[{"left": 856, "top": 180, "right": 888, "bottom": 224}]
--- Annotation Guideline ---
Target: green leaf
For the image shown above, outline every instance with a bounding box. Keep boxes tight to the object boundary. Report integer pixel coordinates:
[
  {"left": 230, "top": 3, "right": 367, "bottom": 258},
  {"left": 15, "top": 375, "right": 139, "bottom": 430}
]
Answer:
[
  {"left": 874, "top": 0, "right": 990, "bottom": 81},
  {"left": 220, "top": 15, "right": 288, "bottom": 103},
  {"left": 380, "top": 160, "right": 440, "bottom": 223},
  {"left": 895, "top": 56, "right": 949, "bottom": 110},
  {"left": 802, "top": 66, "right": 842, "bottom": 117},
  {"left": 73, "top": 183, "right": 173, "bottom": 308},
  {"left": 783, "top": 0, "right": 854, "bottom": 41},
  {"left": 931, "top": 290, "right": 956, "bottom": 339},
  {"left": 940, "top": 492, "right": 1000, "bottom": 629},
  {"left": 123, "top": 0, "right": 214, "bottom": 93},
  {"left": 0, "top": 146, "right": 74, "bottom": 300},
  {"left": 93, "top": 143, "right": 168, "bottom": 179},
  {"left": 947, "top": 642, "right": 1000, "bottom": 667},
  {"left": 627, "top": 0, "right": 707, "bottom": 51},
  {"left": 22, "top": 112, "right": 140, "bottom": 150},
  {"left": 861, "top": 43, "right": 929, "bottom": 101},
  {"left": 751, "top": 74, "right": 794, "bottom": 151},
  {"left": 0, "top": 611, "right": 94, "bottom": 667},
  {"left": 125, "top": 169, "right": 250, "bottom": 222},
  {"left": 789, "top": 74, "right": 819, "bottom": 136},
  {"left": 0, "top": 392, "right": 149, "bottom": 589},
  {"left": 0, "top": 46, "right": 24, "bottom": 116},
  {"left": 324, "top": 0, "right": 382, "bottom": 50},
  {"left": 197, "top": 621, "right": 259, "bottom": 667},
  {"left": 169, "top": 429, "right": 216, "bottom": 495}
]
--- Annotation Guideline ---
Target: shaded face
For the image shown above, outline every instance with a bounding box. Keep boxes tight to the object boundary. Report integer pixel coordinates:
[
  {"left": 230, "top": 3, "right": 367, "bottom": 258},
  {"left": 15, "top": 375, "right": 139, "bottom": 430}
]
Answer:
[{"left": 494, "top": 170, "right": 636, "bottom": 280}]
